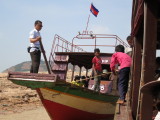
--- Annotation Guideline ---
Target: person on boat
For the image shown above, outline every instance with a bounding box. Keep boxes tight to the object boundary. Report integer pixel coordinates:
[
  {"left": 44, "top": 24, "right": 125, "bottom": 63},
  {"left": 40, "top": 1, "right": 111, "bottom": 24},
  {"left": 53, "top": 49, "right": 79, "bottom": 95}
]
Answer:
[
  {"left": 125, "top": 35, "right": 133, "bottom": 57},
  {"left": 101, "top": 69, "right": 110, "bottom": 81},
  {"left": 92, "top": 48, "right": 102, "bottom": 92},
  {"left": 82, "top": 76, "right": 90, "bottom": 88},
  {"left": 110, "top": 45, "right": 132, "bottom": 104},
  {"left": 29, "top": 20, "right": 43, "bottom": 73}
]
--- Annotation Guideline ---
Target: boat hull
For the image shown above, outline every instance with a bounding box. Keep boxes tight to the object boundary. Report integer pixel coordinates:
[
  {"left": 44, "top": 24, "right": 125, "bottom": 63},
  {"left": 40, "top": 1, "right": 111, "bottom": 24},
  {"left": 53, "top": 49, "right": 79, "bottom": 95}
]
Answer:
[{"left": 37, "top": 87, "right": 118, "bottom": 120}]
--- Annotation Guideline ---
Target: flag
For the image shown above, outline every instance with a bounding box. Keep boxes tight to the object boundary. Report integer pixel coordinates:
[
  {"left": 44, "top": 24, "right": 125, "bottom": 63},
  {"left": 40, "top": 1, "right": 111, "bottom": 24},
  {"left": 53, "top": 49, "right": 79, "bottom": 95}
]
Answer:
[{"left": 90, "top": 3, "right": 99, "bottom": 17}]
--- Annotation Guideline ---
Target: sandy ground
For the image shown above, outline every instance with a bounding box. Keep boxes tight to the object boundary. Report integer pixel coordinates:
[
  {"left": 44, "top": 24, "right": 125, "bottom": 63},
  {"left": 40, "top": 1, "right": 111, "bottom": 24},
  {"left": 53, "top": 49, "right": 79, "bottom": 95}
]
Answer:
[
  {"left": 0, "top": 107, "right": 50, "bottom": 120},
  {"left": 0, "top": 71, "right": 89, "bottom": 120},
  {"left": 0, "top": 73, "right": 51, "bottom": 120}
]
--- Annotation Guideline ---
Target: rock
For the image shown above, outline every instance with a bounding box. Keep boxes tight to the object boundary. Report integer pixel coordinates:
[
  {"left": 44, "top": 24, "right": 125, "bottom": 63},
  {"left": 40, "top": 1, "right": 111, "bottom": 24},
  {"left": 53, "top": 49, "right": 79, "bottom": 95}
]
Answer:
[
  {"left": 22, "top": 94, "right": 30, "bottom": 102},
  {"left": 12, "top": 96, "right": 21, "bottom": 98},
  {"left": 2, "top": 104, "right": 9, "bottom": 107},
  {"left": 0, "top": 97, "right": 8, "bottom": 101}
]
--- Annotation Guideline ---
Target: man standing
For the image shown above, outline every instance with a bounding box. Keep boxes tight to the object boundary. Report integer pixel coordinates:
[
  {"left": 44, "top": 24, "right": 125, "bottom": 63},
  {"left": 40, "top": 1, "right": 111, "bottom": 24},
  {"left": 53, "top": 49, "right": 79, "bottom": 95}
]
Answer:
[{"left": 29, "top": 20, "right": 43, "bottom": 73}]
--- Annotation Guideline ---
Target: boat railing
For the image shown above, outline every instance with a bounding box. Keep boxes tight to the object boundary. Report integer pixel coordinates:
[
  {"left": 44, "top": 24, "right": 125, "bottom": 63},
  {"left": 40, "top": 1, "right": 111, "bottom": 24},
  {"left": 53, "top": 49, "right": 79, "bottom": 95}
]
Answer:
[
  {"left": 71, "top": 32, "right": 129, "bottom": 52},
  {"left": 49, "top": 34, "right": 87, "bottom": 71},
  {"left": 49, "top": 33, "right": 129, "bottom": 73}
]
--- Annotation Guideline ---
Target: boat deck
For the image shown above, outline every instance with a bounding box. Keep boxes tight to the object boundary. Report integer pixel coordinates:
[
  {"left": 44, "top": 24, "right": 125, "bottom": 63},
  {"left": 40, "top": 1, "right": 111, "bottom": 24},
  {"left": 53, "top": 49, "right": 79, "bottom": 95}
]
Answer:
[
  {"left": 114, "top": 82, "right": 133, "bottom": 120},
  {"left": 114, "top": 103, "right": 129, "bottom": 120}
]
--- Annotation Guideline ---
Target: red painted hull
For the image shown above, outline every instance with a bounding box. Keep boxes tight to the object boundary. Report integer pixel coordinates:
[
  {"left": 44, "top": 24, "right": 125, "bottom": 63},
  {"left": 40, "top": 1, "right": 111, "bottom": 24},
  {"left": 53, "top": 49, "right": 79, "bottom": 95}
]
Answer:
[{"left": 37, "top": 89, "right": 114, "bottom": 120}]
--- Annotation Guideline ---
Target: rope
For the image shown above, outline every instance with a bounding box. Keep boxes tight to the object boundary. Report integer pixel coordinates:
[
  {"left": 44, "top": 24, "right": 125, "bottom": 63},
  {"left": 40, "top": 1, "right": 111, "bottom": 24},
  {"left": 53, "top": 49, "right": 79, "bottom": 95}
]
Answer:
[{"left": 73, "top": 72, "right": 113, "bottom": 81}]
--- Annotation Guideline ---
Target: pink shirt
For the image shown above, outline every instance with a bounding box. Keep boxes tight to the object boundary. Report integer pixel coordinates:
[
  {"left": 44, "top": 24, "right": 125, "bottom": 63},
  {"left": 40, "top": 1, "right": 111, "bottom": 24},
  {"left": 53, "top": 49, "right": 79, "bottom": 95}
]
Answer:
[
  {"left": 92, "top": 56, "right": 102, "bottom": 72},
  {"left": 110, "top": 52, "right": 132, "bottom": 71}
]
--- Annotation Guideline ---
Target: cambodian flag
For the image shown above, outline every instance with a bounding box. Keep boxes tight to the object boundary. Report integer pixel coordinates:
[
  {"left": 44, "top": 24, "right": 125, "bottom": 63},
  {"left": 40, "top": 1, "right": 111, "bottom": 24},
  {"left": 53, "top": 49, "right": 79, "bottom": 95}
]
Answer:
[{"left": 90, "top": 3, "right": 99, "bottom": 17}]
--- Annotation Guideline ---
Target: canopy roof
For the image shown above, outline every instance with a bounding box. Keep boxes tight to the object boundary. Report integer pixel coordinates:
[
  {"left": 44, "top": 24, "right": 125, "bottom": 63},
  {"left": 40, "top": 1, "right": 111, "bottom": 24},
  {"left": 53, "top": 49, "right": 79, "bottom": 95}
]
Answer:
[{"left": 55, "top": 52, "right": 112, "bottom": 69}]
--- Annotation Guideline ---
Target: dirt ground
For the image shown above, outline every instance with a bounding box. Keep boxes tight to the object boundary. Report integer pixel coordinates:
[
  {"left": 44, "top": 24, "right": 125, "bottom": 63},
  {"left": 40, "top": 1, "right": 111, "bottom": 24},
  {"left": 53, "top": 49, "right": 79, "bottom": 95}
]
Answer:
[
  {"left": 0, "top": 107, "right": 50, "bottom": 120},
  {"left": 0, "top": 71, "right": 89, "bottom": 120},
  {"left": 0, "top": 73, "right": 50, "bottom": 119}
]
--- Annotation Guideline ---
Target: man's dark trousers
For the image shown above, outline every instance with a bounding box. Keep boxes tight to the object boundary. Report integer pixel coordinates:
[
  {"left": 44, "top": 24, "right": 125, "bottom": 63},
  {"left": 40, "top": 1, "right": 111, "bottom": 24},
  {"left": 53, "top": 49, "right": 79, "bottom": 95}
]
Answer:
[
  {"left": 118, "top": 67, "right": 130, "bottom": 100},
  {"left": 30, "top": 50, "right": 41, "bottom": 73}
]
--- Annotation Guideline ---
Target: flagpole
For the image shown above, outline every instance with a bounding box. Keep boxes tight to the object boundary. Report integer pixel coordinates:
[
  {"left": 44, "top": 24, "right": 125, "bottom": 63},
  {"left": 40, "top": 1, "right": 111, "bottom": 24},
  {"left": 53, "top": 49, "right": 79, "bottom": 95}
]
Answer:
[{"left": 85, "top": 13, "right": 91, "bottom": 31}]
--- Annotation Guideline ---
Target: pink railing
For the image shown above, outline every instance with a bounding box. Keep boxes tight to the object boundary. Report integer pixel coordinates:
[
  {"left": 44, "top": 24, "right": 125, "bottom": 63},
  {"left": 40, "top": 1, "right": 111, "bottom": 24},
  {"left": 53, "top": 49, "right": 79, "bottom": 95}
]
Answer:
[
  {"left": 72, "top": 33, "right": 129, "bottom": 50},
  {"left": 49, "top": 33, "right": 129, "bottom": 71},
  {"left": 49, "top": 34, "right": 86, "bottom": 70}
]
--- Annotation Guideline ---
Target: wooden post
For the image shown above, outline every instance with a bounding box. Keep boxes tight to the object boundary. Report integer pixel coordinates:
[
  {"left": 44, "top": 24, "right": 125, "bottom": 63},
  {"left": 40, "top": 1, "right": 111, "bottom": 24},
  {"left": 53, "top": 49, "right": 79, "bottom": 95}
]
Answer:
[
  {"left": 139, "top": 1, "right": 157, "bottom": 120},
  {"left": 131, "top": 36, "right": 142, "bottom": 119},
  {"left": 39, "top": 40, "right": 51, "bottom": 74},
  {"left": 86, "top": 69, "right": 88, "bottom": 77},
  {"left": 71, "top": 65, "right": 75, "bottom": 81},
  {"left": 129, "top": 43, "right": 135, "bottom": 106},
  {"left": 79, "top": 67, "right": 82, "bottom": 76}
]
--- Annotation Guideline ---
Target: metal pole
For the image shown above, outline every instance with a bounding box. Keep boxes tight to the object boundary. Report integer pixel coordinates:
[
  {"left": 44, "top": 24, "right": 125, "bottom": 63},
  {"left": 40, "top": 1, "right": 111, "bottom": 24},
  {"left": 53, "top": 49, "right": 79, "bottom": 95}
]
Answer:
[
  {"left": 86, "top": 69, "right": 88, "bottom": 77},
  {"left": 95, "top": 35, "right": 96, "bottom": 49},
  {"left": 39, "top": 40, "right": 51, "bottom": 74},
  {"left": 85, "top": 13, "right": 91, "bottom": 31}
]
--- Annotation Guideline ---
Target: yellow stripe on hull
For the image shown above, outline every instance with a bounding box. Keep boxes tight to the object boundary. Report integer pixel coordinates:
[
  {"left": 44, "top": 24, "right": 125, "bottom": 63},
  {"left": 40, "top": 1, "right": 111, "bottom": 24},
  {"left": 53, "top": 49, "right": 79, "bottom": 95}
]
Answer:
[{"left": 40, "top": 88, "right": 116, "bottom": 114}]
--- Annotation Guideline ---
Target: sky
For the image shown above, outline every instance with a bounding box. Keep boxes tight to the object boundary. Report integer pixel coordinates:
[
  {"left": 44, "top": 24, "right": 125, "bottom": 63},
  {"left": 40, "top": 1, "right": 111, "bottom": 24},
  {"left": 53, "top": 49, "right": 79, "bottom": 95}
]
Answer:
[{"left": 0, "top": 0, "right": 132, "bottom": 72}]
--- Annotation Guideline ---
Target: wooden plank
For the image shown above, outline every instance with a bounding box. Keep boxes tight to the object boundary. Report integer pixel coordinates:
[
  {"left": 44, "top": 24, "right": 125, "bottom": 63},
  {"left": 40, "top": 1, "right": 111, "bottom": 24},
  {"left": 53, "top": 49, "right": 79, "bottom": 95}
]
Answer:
[
  {"left": 8, "top": 72, "right": 55, "bottom": 77},
  {"left": 131, "top": 36, "right": 142, "bottom": 119},
  {"left": 115, "top": 103, "right": 120, "bottom": 114},
  {"left": 114, "top": 103, "right": 128, "bottom": 120},
  {"left": 114, "top": 102, "right": 134, "bottom": 120},
  {"left": 128, "top": 45, "right": 134, "bottom": 105},
  {"left": 39, "top": 40, "right": 51, "bottom": 74},
  {"left": 125, "top": 92, "right": 134, "bottom": 120},
  {"left": 9, "top": 75, "right": 55, "bottom": 80}
]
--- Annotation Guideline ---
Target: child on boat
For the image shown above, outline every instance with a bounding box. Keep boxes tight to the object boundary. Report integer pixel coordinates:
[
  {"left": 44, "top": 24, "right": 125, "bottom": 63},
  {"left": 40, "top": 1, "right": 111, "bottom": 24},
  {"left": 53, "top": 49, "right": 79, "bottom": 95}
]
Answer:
[
  {"left": 92, "top": 48, "right": 102, "bottom": 92},
  {"left": 81, "top": 76, "right": 90, "bottom": 88},
  {"left": 110, "top": 45, "right": 132, "bottom": 104},
  {"left": 101, "top": 69, "right": 110, "bottom": 81}
]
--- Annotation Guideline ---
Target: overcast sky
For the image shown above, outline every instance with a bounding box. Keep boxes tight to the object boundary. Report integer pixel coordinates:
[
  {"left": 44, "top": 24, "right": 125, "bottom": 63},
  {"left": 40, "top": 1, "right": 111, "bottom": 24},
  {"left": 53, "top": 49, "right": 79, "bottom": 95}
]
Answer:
[{"left": 0, "top": 0, "right": 132, "bottom": 72}]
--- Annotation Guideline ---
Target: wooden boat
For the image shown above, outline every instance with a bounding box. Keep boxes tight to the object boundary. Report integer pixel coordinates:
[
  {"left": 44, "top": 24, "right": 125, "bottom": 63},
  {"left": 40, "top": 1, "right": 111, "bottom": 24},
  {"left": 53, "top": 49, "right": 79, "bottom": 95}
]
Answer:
[
  {"left": 8, "top": 32, "right": 128, "bottom": 120},
  {"left": 37, "top": 87, "right": 118, "bottom": 120}
]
